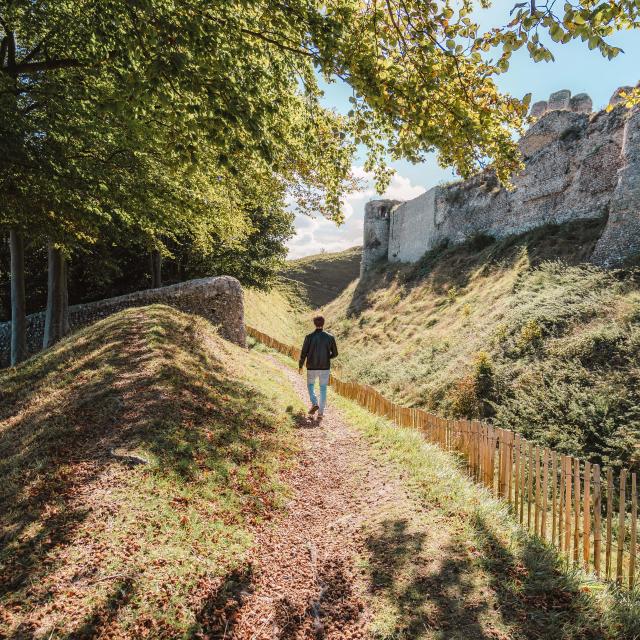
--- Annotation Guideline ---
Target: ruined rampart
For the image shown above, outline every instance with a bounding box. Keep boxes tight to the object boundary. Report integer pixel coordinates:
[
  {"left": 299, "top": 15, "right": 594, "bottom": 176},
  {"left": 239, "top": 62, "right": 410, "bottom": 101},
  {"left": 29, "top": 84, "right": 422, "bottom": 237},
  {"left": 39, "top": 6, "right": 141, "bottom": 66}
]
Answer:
[
  {"left": 0, "top": 276, "right": 246, "bottom": 368},
  {"left": 362, "top": 87, "right": 640, "bottom": 271}
]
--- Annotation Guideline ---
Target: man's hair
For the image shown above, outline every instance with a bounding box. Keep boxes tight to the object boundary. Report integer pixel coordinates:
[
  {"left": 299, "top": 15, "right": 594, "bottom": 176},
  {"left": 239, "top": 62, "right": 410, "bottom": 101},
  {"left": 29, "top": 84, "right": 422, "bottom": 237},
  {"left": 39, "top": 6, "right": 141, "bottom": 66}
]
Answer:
[{"left": 313, "top": 315, "right": 325, "bottom": 328}]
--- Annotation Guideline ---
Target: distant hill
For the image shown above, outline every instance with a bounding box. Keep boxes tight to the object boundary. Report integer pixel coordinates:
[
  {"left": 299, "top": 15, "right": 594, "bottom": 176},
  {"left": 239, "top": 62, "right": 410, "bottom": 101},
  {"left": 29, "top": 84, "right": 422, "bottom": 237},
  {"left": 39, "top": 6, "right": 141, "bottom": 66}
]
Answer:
[{"left": 281, "top": 246, "right": 362, "bottom": 308}]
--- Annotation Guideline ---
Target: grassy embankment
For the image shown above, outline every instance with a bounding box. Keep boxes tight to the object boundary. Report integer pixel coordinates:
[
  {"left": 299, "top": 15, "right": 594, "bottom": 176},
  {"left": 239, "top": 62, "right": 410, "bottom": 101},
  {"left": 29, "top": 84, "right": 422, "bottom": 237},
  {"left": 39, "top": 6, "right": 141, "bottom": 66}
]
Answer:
[
  {"left": 331, "top": 389, "right": 640, "bottom": 640},
  {"left": 320, "top": 220, "right": 640, "bottom": 473},
  {"left": 0, "top": 305, "right": 304, "bottom": 638},
  {"left": 244, "top": 245, "right": 362, "bottom": 344}
]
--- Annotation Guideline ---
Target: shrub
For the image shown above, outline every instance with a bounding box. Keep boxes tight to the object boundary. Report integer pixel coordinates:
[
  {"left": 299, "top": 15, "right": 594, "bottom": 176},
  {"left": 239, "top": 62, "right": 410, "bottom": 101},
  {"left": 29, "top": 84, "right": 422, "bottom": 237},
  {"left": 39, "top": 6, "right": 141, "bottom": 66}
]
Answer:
[
  {"left": 445, "top": 352, "right": 495, "bottom": 419},
  {"left": 446, "top": 375, "right": 484, "bottom": 418},
  {"left": 492, "top": 360, "right": 640, "bottom": 472},
  {"left": 516, "top": 319, "right": 544, "bottom": 350}
]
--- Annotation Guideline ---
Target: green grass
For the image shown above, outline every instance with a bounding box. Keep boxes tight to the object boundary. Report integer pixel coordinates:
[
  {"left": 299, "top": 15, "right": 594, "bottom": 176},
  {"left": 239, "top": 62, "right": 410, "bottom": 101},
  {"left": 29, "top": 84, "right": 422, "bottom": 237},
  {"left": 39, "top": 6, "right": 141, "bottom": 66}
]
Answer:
[
  {"left": 282, "top": 245, "right": 362, "bottom": 308},
  {"left": 243, "top": 282, "right": 308, "bottom": 344},
  {"left": 320, "top": 220, "right": 640, "bottom": 473},
  {"left": 0, "top": 305, "right": 305, "bottom": 638},
  {"left": 243, "top": 245, "right": 362, "bottom": 345},
  {"left": 329, "top": 388, "right": 640, "bottom": 640}
]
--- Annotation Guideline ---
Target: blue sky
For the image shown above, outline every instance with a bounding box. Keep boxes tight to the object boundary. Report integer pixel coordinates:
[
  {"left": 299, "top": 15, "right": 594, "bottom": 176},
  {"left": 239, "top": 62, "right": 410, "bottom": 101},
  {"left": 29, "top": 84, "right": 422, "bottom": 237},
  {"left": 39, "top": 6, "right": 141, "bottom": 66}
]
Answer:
[{"left": 287, "top": 2, "right": 640, "bottom": 258}]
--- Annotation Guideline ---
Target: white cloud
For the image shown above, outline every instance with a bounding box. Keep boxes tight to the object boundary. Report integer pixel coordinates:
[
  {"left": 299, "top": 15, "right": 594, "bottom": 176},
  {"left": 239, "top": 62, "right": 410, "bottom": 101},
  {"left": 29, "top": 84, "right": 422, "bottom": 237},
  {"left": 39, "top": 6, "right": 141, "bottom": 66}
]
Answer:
[
  {"left": 286, "top": 167, "right": 426, "bottom": 259},
  {"left": 384, "top": 173, "right": 427, "bottom": 201}
]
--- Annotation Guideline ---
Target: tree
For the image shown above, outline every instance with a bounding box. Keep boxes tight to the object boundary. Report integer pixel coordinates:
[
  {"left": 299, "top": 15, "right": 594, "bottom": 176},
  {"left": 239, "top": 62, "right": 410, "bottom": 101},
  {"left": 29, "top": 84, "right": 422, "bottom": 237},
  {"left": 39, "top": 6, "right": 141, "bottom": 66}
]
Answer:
[
  {"left": 2, "top": 0, "right": 639, "bottom": 358},
  {"left": 0, "top": 1, "right": 357, "bottom": 354},
  {"left": 8, "top": 228, "right": 25, "bottom": 363},
  {"left": 165, "top": 204, "right": 295, "bottom": 290}
]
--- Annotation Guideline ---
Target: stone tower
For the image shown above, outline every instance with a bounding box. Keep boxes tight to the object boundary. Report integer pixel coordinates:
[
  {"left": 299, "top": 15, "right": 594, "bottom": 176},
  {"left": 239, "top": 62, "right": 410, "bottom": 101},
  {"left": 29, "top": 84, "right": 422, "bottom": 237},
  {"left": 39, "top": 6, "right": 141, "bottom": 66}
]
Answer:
[
  {"left": 360, "top": 199, "right": 401, "bottom": 276},
  {"left": 359, "top": 85, "right": 640, "bottom": 273}
]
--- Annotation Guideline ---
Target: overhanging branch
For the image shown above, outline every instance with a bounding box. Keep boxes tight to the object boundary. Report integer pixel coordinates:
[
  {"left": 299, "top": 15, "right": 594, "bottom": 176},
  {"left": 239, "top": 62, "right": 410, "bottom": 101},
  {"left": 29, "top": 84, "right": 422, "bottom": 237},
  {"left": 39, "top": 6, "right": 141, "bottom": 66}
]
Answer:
[{"left": 3, "top": 58, "right": 83, "bottom": 74}]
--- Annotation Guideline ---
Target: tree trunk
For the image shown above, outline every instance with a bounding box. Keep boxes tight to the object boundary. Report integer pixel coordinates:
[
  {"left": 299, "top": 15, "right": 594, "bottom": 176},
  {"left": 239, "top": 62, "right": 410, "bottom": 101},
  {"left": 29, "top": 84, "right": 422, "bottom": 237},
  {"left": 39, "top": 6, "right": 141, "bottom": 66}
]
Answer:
[
  {"left": 43, "top": 242, "right": 69, "bottom": 348},
  {"left": 9, "top": 229, "right": 27, "bottom": 365},
  {"left": 61, "top": 255, "right": 69, "bottom": 334},
  {"left": 150, "top": 249, "right": 162, "bottom": 288}
]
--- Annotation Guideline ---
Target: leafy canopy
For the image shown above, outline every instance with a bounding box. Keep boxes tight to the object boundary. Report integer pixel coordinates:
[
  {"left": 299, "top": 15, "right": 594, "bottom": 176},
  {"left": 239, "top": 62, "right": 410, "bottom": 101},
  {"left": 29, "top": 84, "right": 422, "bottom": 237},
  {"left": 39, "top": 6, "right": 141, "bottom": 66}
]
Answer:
[{"left": 2, "top": 0, "right": 639, "bottom": 233}]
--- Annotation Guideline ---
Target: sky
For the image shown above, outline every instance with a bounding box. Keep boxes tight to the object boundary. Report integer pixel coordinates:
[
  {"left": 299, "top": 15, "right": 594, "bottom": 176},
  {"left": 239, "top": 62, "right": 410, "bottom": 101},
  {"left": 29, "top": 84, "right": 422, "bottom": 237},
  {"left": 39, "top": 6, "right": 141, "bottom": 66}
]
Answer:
[{"left": 286, "top": 1, "right": 640, "bottom": 258}]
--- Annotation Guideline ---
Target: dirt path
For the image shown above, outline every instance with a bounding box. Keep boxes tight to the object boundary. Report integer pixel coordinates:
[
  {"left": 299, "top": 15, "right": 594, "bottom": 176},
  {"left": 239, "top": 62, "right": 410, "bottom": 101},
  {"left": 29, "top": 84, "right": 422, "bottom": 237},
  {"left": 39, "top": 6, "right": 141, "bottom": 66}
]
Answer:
[
  {"left": 232, "top": 357, "right": 423, "bottom": 639},
  {"left": 218, "top": 356, "right": 605, "bottom": 640}
]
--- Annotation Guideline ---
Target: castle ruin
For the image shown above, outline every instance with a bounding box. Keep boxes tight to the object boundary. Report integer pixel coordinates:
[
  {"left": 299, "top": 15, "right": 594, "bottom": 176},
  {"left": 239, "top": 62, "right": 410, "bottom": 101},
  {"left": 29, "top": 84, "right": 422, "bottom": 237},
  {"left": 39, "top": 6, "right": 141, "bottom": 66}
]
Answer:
[{"left": 361, "top": 87, "right": 640, "bottom": 275}]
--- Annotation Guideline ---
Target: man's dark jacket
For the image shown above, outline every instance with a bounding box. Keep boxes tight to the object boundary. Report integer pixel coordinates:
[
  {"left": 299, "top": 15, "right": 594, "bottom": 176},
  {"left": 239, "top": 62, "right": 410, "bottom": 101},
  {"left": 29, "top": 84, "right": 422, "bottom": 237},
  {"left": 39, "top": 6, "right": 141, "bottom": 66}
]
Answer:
[{"left": 299, "top": 329, "right": 338, "bottom": 370}]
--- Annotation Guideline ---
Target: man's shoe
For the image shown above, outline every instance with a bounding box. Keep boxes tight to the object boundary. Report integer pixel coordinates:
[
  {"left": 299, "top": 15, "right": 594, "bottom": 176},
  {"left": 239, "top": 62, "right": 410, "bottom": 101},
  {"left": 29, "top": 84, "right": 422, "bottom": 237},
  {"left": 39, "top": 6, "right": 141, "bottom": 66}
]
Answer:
[
  {"left": 317, "top": 412, "right": 324, "bottom": 419},
  {"left": 309, "top": 404, "right": 319, "bottom": 415}
]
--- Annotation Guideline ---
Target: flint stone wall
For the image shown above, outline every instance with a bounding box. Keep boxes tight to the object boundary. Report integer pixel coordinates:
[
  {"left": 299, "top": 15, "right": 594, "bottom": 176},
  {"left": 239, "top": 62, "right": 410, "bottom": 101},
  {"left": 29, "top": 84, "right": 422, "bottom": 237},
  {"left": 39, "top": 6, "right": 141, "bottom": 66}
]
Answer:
[
  {"left": 0, "top": 276, "right": 245, "bottom": 368},
  {"left": 362, "top": 87, "right": 640, "bottom": 272},
  {"left": 361, "top": 200, "right": 401, "bottom": 276}
]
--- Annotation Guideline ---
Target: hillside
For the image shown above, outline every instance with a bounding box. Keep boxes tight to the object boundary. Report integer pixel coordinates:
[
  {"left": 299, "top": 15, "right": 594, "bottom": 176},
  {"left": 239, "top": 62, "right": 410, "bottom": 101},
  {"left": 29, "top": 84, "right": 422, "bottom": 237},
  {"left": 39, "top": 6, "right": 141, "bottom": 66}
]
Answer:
[
  {"left": 320, "top": 219, "right": 640, "bottom": 473},
  {"left": 243, "top": 246, "right": 361, "bottom": 343},
  {"left": 243, "top": 284, "right": 308, "bottom": 345},
  {"left": 2, "top": 296, "right": 639, "bottom": 638},
  {"left": 281, "top": 246, "right": 362, "bottom": 308},
  {"left": 0, "top": 305, "right": 302, "bottom": 638}
]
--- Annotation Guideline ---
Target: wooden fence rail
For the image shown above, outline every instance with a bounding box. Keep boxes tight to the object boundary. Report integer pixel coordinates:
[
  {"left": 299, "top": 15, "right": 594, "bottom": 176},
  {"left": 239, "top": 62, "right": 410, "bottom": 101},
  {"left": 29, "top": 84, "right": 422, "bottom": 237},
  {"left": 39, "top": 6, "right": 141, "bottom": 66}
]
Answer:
[{"left": 247, "top": 325, "right": 638, "bottom": 588}]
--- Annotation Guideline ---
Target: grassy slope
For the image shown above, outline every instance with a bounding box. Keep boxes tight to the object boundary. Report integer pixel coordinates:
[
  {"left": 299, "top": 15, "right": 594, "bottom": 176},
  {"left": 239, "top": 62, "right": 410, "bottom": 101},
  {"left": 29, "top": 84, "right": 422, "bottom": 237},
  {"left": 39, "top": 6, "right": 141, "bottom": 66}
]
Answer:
[
  {"left": 281, "top": 246, "right": 362, "bottom": 308},
  {"left": 321, "top": 220, "right": 640, "bottom": 472},
  {"left": 243, "top": 246, "right": 362, "bottom": 344},
  {"left": 0, "top": 305, "right": 305, "bottom": 639},
  {"left": 243, "top": 283, "right": 307, "bottom": 344},
  {"left": 330, "top": 388, "right": 640, "bottom": 640}
]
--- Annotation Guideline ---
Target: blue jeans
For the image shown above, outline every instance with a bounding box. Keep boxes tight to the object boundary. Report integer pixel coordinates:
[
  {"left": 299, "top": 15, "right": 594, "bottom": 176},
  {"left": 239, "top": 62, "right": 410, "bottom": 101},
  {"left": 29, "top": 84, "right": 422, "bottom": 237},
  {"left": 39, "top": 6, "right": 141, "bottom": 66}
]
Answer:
[{"left": 306, "top": 369, "right": 330, "bottom": 413}]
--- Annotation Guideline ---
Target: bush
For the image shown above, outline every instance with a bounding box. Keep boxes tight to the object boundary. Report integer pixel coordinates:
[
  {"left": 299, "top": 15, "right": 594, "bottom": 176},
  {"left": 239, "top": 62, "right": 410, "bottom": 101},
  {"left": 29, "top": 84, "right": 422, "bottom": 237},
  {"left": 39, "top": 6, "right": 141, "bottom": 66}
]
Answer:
[
  {"left": 492, "top": 360, "right": 640, "bottom": 472},
  {"left": 445, "top": 352, "right": 495, "bottom": 419},
  {"left": 516, "top": 319, "right": 544, "bottom": 351}
]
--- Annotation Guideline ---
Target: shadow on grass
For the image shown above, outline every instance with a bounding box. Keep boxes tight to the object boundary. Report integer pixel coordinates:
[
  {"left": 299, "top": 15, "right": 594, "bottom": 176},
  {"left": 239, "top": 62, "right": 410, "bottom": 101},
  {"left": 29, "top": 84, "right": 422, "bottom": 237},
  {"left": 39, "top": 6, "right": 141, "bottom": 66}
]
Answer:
[
  {"left": 63, "top": 575, "right": 137, "bottom": 640},
  {"left": 192, "top": 566, "right": 254, "bottom": 639},
  {"left": 470, "top": 513, "right": 607, "bottom": 640},
  {"left": 0, "top": 305, "right": 290, "bottom": 638},
  {"left": 294, "top": 411, "right": 322, "bottom": 430},
  {"left": 365, "top": 518, "right": 493, "bottom": 640},
  {"left": 365, "top": 515, "right": 608, "bottom": 639},
  {"left": 346, "top": 218, "right": 606, "bottom": 319}
]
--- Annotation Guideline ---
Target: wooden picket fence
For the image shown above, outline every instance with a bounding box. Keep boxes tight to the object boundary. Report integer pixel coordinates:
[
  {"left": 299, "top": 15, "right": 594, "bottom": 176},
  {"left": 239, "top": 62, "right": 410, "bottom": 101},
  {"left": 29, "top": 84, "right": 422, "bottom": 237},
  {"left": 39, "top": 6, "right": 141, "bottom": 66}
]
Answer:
[{"left": 246, "top": 325, "right": 639, "bottom": 588}]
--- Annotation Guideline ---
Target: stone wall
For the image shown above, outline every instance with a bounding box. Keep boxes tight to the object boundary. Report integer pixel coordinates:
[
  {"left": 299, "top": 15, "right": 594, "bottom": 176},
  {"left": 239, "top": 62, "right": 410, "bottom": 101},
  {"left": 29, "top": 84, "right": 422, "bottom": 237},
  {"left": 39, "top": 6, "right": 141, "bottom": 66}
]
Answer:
[
  {"left": 361, "top": 200, "right": 400, "bottom": 276},
  {"left": 591, "top": 105, "right": 640, "bottom": 266},
  {"left": 361, "top": 86, "right": 640, "bottom": 272},
  {"left": 0, "top": 276, "right": 245, "bottom": 368}
]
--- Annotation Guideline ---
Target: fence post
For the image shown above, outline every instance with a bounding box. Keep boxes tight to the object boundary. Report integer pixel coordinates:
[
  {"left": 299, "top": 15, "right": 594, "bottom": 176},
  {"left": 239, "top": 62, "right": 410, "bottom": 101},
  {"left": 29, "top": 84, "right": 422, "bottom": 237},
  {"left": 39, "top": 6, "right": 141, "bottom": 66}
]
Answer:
[
  {"left": 535, "top": 447, "right": 541, "bottom": 536},
  {"left": 564, "top": 456, "right": 572, "bottom": 557},
  {"left": 542, "top": 449, "right": 549, "bottom": 541},
  {"left": 551, "top": 451, "right": 558, "bottom": 545},
  {"left": 617, "top": 469, "right": 627, "bottom": 585},
  {"left": 583, "top": 461, "right": 591, "bottom": 572},
  {"left": 630, "top": 473, "right": 637, "bottom": 589},
  {"left": 606, "top": 468, "right": 614, "bottom": 580},
  {"left": 593, "top": 464, "right": 602, "bottom": 578},
  {"left": 573, "top": 458, "right": 580, "bottom": 564}
]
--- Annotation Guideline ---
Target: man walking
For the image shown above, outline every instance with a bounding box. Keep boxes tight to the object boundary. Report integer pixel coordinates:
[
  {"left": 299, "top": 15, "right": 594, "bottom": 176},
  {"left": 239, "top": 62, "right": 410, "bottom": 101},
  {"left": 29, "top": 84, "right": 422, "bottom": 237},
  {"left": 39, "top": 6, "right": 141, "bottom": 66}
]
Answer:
[{"left": 298, "top": 315, "right": 338, "bottom": 418}]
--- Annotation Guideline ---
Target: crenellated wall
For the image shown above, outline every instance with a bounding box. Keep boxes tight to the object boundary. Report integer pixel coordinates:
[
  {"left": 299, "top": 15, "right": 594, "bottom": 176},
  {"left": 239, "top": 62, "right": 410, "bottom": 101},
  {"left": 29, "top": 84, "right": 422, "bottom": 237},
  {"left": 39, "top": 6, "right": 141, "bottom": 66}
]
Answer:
[
  {"left": 0, "top": 276, "right": 246, "bottom": 368},
  {"left": 361, "top": 86, "right": 640, "bottom": 272}
]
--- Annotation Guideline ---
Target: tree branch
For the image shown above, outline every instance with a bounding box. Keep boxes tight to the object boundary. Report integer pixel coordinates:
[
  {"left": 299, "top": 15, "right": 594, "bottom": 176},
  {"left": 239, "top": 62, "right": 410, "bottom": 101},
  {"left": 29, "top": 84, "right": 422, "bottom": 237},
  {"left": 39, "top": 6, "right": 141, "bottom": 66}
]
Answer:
[
  {"left": 21, "top": 33, "right": 53, "bottom": 65},
  {"left": 19, "top": 101, "right": 41, "bottom": 116},
  {"left": 239, "top": 28, "right": 317, "bottom": 58},
  {"left": 5, "top": 58, "right": 83, "bottom": 74}
]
